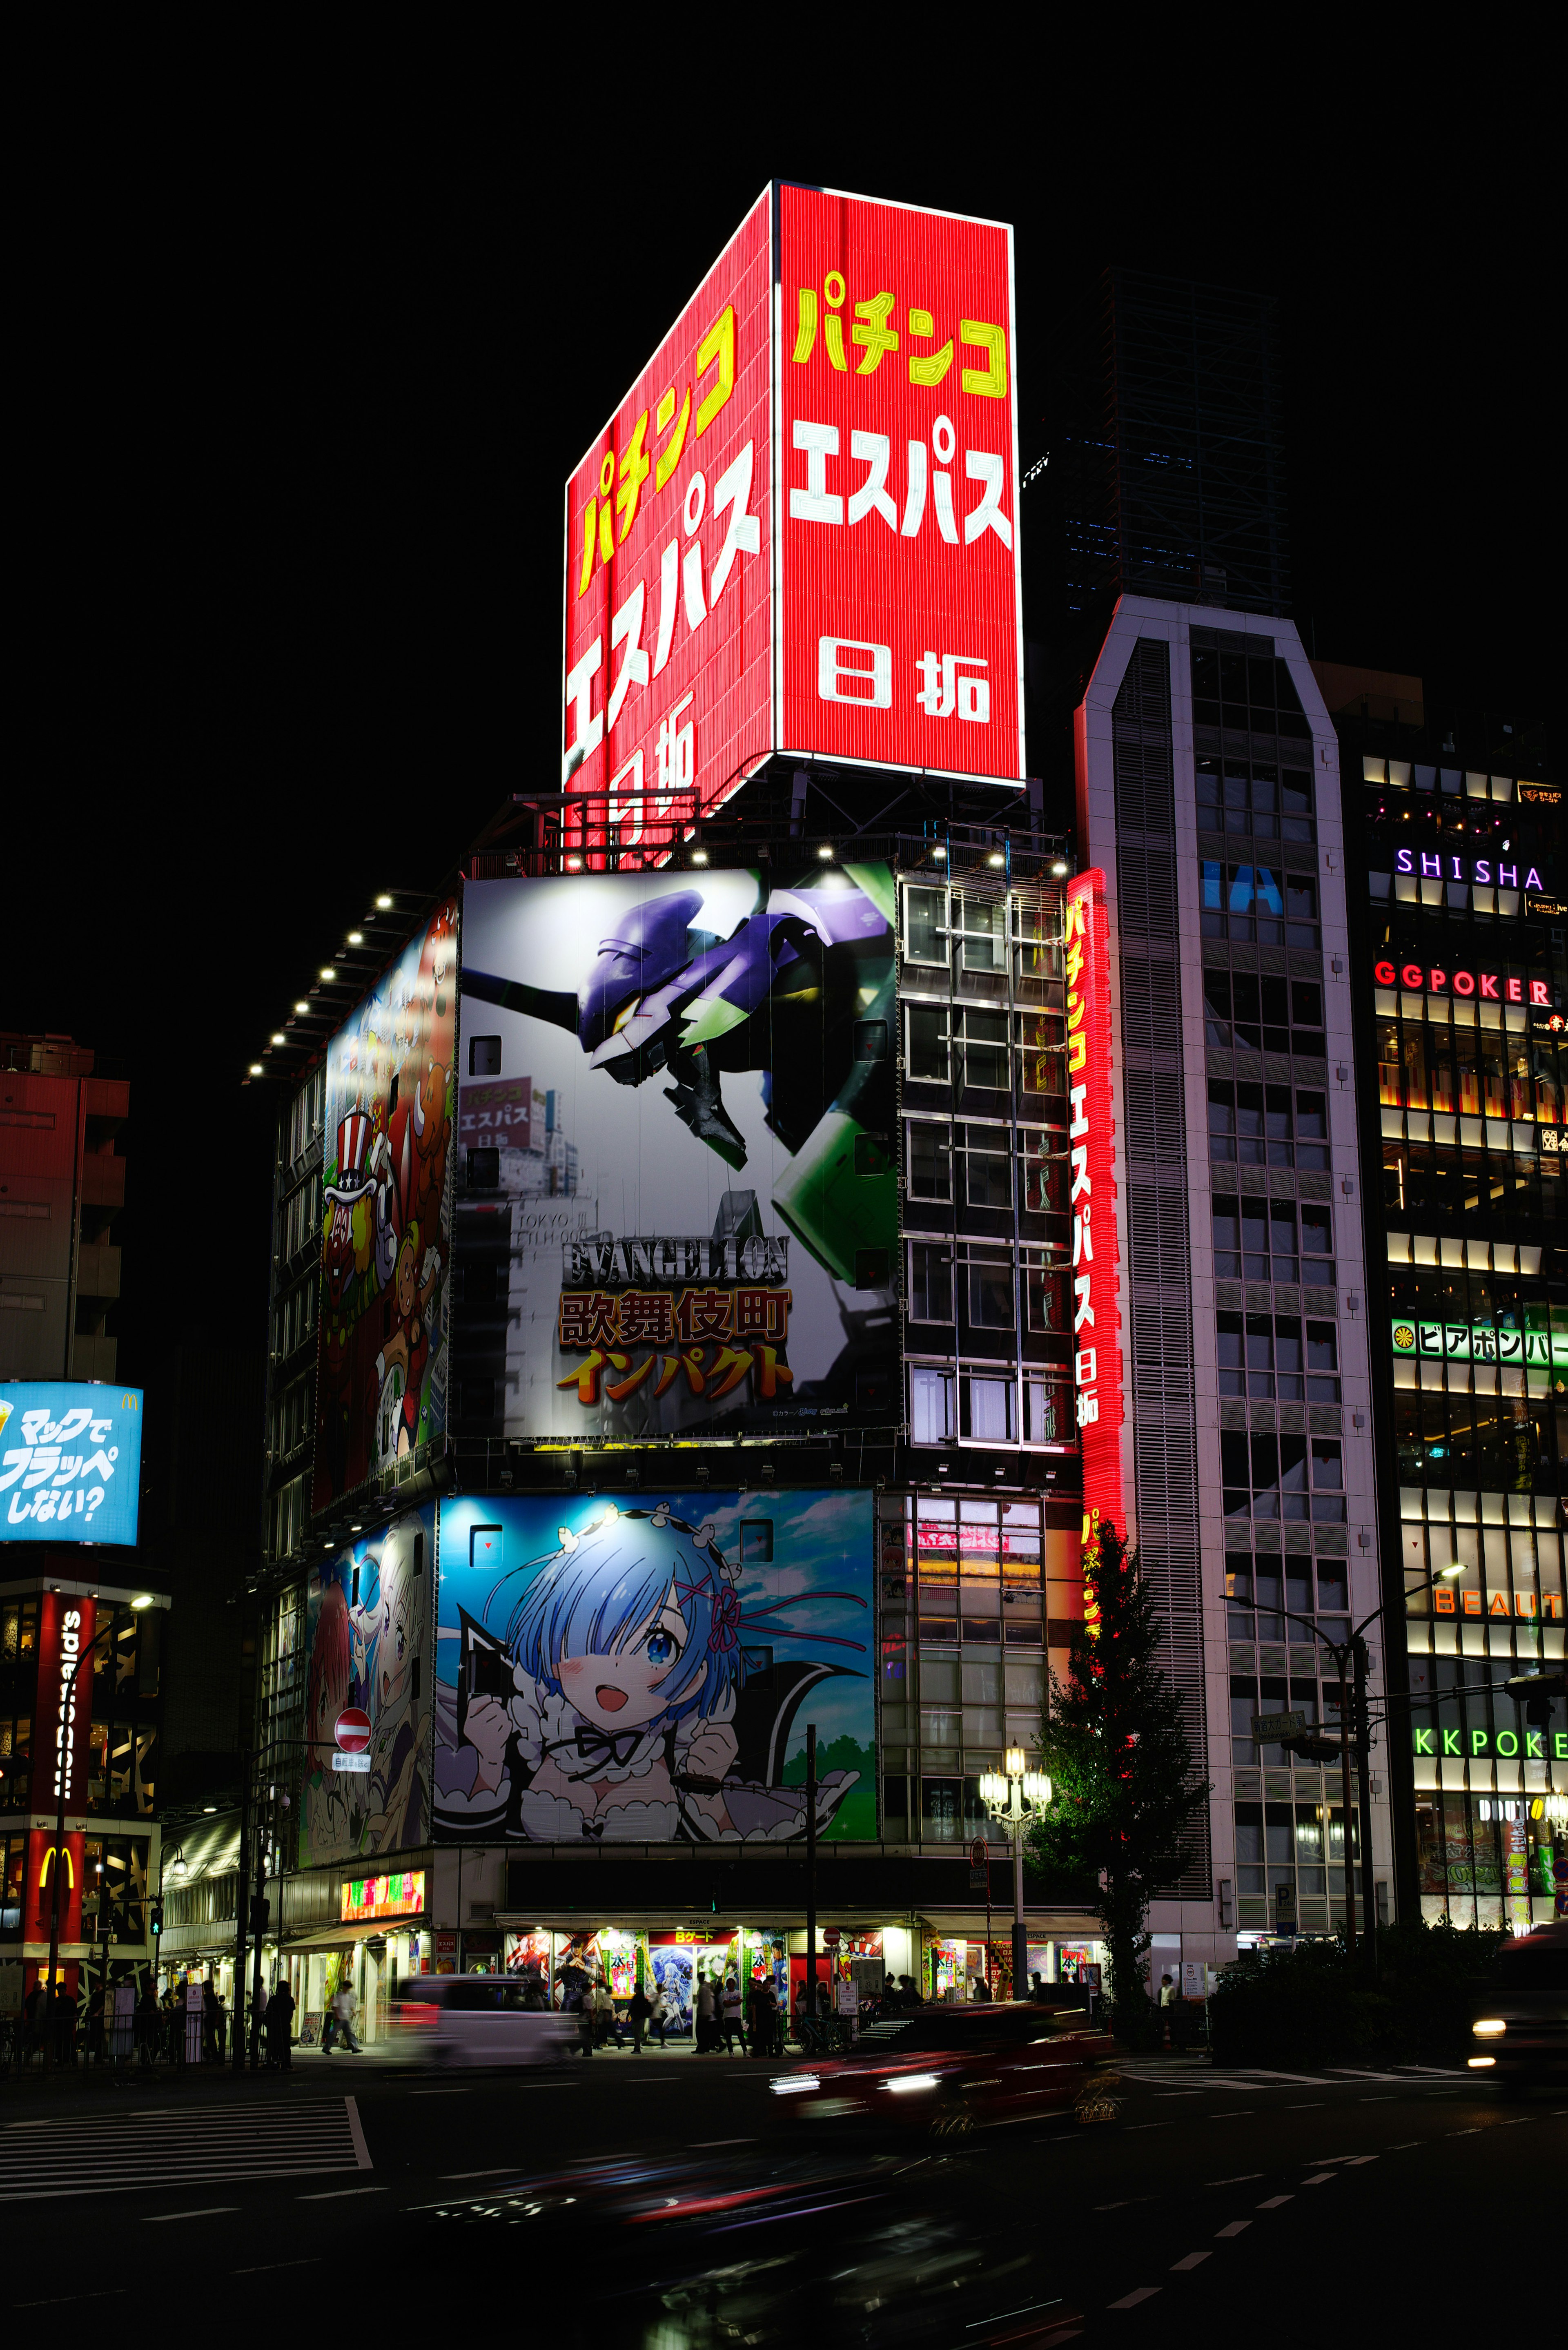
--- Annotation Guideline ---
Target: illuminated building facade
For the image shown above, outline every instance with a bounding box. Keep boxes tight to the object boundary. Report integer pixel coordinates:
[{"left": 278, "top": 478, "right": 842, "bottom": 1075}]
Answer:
[{"left": 1336, "top": 701, "right": 1568, "bottom": 1927}]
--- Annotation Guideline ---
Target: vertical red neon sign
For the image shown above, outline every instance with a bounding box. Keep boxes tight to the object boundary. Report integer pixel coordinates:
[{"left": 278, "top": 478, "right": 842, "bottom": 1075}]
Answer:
[{"left": 1066, "top": 870, "right": 1123, "bottom": 1561}]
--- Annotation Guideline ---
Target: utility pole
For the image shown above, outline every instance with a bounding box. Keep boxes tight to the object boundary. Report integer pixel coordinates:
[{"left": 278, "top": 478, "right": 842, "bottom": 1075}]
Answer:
[
  {"left": 804, "top": 1723, "right": 817, "bottom": 2032},
  {"left": 232, "top": 1747, "right": 252, "bottom": 2074},
  {"left": 1353, "top": 1637, "right": 1378, "bottom": 1969}
]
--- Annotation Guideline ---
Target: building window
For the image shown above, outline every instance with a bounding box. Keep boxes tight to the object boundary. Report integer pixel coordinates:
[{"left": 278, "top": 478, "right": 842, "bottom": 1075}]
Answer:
[
  {"left": 1207, "top": 1085, "right": 1330, "bottom": 1171},
  {"left": 1205, "top": 970, "right": 1325, "bottom": 1055},
  {"left": 964, "top": 1128, "right": 1013, "bottom": 1208},
  {"left": 1200, "top": 859, "right": 1319, "bottom": 947},
  {"left": 907, "top": 1121, "right": 952, "bottom": 1201},
  {"left": 904, "top": 884, "right": 950, "bottom": 967},
  {"left": 909, "top": 1368, "right": 955, "bottom": 1445},
  {"left": 909, "top": 1245, "right": 953, "bottom": 1324},
  {"left": 965, "top": 1253, "right": 1014, "bottom": 1331},
  {"left": 906, "top": 1004, "right": 949, "bottom": 1083},
  {"left": 961, "top": 1375, "right": 1015, "bottom": 1443},
  {"left": 953, "top": 1008, "right": 1010, "bottom": 1094},
  {"left": 1195, "top": 762, "right": 1316, "bottom": 844}
]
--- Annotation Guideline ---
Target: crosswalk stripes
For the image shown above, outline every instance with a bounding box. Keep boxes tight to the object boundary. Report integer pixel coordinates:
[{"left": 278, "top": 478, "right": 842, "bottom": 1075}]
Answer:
[{"left": 0, "top": 2096, "right": 371, "bottom": 2202}]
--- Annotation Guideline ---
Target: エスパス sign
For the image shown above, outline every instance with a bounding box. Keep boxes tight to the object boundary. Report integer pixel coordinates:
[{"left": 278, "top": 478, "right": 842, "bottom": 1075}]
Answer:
[
  {"left": 1067, "top": 871, "right": 1123, "bottom": 1549},
  {"left": 561, "top": 184, "right": 1024, "bottom": 825},
  {"left": 775, "top": 183, "right": 1023, "bottom": 780}
]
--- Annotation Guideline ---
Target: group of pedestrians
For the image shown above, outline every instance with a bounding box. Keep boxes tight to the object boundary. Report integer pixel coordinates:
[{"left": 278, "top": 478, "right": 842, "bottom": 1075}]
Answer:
[{"left": 568, "top": 1966, "right": 800, "bottom": 2058}]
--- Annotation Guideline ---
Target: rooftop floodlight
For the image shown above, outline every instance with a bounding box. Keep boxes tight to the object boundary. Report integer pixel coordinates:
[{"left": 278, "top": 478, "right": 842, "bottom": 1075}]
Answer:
[
  {"left": 933, "top": 845, "right": 947, "bottom": 862},
  {"left": 1051, "top": 858, "right": 1069, "bottom": 876},
  {"left": 248, "top": 1063, "right": 263, "bottom": 1076},
  {"left": 320, "top": 966, "right": 336, "bottom": 983},
  {"left": 294, "top": 1001, "right": 311, "bottom": 1015},
  {"left": 987, "top": 851, "right": 1005, "bottom": 868},
  {"left": 817, "top": 842, "right": 835, "bottom": 860},
  {"left": 691, "top": 848, "right": 709, "bottom": 865},
  {"left": 271, "top": 1032, "right": 286, "bottom": 1046},
  {"left": 347, "top": 931, "right": 363, "bottom": 945},
  {"left": 376, "top": 893, "right": 393, "bottom": 908}
]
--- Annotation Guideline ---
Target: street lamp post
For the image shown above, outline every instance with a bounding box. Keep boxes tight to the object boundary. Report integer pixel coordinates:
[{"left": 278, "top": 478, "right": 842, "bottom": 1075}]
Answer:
[
  {"left": 1227, "top": 1563, "right": 1461, "bottom": 1964},
  {"left": 979, "top": 1749, "right": 1052, "bottom": 1998}
]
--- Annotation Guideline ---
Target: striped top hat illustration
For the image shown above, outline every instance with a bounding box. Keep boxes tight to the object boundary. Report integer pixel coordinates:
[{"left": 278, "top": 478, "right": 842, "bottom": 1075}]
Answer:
[{"left": 325, "top": 1111, "right": 377, "bottom": 1202}]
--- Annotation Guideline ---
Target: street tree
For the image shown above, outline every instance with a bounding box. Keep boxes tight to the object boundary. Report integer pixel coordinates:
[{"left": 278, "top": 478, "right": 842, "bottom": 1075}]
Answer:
[{"left": 1025, "top": 1521, "right": 1209, "bottom": 2029}]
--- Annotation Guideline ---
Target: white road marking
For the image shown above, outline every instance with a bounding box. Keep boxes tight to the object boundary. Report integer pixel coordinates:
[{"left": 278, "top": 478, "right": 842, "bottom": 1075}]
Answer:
[
  {"left": 296, "top": 2186, "right": 387, "bottom": 2201},
  {"left": 1171, "top": 2252, "right": 1211, "bottom": 2271},
  {"left": 1108, "top": 2287, "right": 1161, "bottom": 2308},
  {"left": 144, "top": 2207, "right": 239, "bottom": 2223},
  {"left": 1216, "top": 2222, "right": 1250, "bottom": 2238},
  {"left": 1258, "top": 2195, "right": 1294, "bottom": 2207}
]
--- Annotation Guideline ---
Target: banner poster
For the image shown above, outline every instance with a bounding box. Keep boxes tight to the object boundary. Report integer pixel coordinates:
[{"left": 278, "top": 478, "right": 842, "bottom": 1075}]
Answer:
[
  {"left": 300, "top": 1506, "right": 434, "bottom": 1867},
  {"left": 311, "top": 901, "right": 459, "bottom": 1511},
  {"left": 458, "top": 866, "right": 898, "bottom": 1437},
  {"left": 433, "top": 1489, "right": 875, "bottom": 1845}
]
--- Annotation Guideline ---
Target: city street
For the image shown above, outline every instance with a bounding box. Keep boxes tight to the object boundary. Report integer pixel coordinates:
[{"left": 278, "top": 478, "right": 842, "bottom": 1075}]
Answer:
[{"left": 3, "top": 2046, "right": 1559, "bottom": 2333}]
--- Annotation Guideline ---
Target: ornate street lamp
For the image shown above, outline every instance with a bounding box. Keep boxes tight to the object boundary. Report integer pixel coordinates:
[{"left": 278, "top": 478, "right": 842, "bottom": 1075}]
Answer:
[{"left": 978, "top": 1748, "right": 1052, "bottom": 1998}]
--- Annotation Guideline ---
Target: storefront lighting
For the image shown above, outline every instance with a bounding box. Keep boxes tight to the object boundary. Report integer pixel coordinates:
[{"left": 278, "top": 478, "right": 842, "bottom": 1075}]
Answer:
[
  {"left": 987, "top": 852, "right": 1004, "bottom": 868},
  {"left": 131, "top": 1594, "right": 153, "bottom": 1610},
  {"left": 320, "top": 966, "right": 337, "bottom": 983},
  {"left": 690, "top": 849, "right": 709, "bottom": 865},
  {"left": 1051, "top": 858, "right": 1069, "bottom": 876},
  {"left": 932, "top": 846, "right": 947, "bottom": 861},
  {"left": 565, "top": 855, "right": 584, "bottom": 871},
  {"left": 248, "top": 1063, "right": 263, "bottom": 1077},
  {"left": 347, "top": 931, "right": 363, "bottom": 945},
  {"left": 271, "top": 1032, "right": 286, "bottom": 1046},
  {"left": 295, "top": 1001, "right": 310, "bottom": 1015},
  {"left": 817, "top": 843, "right": 835, "bottom": 860},
  {"left": 376, "top": 894, "right": 393, "bottom": 909}
]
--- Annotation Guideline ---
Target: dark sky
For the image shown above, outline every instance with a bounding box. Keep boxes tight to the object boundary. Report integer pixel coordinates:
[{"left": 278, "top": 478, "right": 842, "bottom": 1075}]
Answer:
[{"left": 12, "top": 105, "right": 1548, "bottom": 1420}]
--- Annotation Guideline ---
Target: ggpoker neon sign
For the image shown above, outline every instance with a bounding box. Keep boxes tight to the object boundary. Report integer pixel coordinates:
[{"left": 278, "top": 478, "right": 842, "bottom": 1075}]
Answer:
[{"left": 1374, "top": 961, "right": 1551, "bottom": 1006}]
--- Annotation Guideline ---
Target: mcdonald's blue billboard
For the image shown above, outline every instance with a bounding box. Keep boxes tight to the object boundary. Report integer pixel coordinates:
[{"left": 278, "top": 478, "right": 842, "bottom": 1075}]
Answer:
[{"left": 0, "top": 1384, "right": 144, "bottom": 1545}]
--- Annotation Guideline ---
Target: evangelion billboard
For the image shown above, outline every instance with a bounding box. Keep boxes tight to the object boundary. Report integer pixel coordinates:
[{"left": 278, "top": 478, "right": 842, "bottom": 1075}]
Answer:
[
  {"left": 459, "top": 866, "right": 898, "bottom": 1438},
  {"left": 312, "top": 904, "right": 458, "bottom": 1511},
  {"left": 433, "top": 1490, "right": 874, "bottom": 1845},
  {"left": 561, "top": 184, "right": 1023, "bottom": 823}
]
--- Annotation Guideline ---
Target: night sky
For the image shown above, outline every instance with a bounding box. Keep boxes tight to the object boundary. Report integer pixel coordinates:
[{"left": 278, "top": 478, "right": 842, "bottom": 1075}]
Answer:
[{"left": 11, "top": 113, "right": 1547, "bottom": 1439}]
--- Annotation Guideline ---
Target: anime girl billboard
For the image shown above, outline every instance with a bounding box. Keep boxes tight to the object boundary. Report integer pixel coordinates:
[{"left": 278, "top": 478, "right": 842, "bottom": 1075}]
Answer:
[
  {"left": 301, "top": 1505, "right": 434, "bottom": 1867},
  {"left": 434, "top": 1490, "right": 874, "bottom": 1845}
]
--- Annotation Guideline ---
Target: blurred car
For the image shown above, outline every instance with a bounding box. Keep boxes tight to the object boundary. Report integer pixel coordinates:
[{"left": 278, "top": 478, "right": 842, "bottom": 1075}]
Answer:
[
  {"left": 412, "top": 1975, "right": 577, "bottom": 2066},
  {"left": 771, "top": 1999, "right": 1120, "bottom": 2133},
  {"left": 425, "top": 2145, "right": 1085, "bottom": 2346},
  {"left": 1469, "top": 1921, "right": 1568, "bottom": 2088}
]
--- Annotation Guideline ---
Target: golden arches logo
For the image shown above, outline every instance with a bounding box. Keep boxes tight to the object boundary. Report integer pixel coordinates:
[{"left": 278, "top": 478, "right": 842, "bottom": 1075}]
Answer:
[
  {"left": 38, "top": 1844, "right": 75, "bottom": 1890},
  {"left": 120, "top": 1392, "right": 139, "bottom": 1411}
]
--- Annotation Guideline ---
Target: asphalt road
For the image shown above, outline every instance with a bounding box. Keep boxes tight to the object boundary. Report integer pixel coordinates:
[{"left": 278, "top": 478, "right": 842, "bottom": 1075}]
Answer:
[{"left": 3, "top": 2045, "right": 1560, "bottom": 2337}]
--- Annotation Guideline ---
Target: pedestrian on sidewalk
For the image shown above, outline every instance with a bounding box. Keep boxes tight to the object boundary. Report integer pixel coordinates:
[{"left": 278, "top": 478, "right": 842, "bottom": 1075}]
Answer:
[
  {"left": 135, "top": 1980, "right": 159, "bottom": 2067},
  {"left": 693, "top": 1971, "right": 718, "bottom": 2053},
  {"left": 628, "top": 1983, "right": 652, "bottom": 2054},
  {"left": 719, "top": 1974, "right": 747, "bottom": 2055},
  {"left": 648, "top": 1984, "right": 668, "bottom": 2047},
  {"left": 576, "top": 1991, "right": 595, "bottom": 2058},
  {"left": 266, "top": 1976, "right": 296, "bottom": 2069}
]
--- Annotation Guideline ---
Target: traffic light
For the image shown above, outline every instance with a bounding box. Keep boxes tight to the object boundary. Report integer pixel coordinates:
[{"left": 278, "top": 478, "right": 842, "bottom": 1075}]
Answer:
[{"left": 149, "top": 1898, "right": 163, "bottom": 1940}]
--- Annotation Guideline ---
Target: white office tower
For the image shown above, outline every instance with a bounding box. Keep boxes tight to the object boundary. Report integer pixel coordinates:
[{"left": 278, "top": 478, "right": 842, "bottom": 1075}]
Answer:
[{"left": 1074, "top": 598, "right": 1390, "bottom": 1980}]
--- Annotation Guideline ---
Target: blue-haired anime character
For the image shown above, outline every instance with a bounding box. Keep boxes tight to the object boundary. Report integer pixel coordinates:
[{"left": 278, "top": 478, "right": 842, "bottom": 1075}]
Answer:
[{"left": 436, "top": 1503, "right": 863, "bottom": 1844}]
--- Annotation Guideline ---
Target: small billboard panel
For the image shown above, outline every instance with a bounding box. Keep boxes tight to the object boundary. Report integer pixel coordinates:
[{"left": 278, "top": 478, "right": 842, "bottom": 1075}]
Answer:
[
  {"left": 300, "top": 1505, "right": 434, "bottom": 1869},
  {"left": 311, "top": 902, "right": 458, "bottom": 1512},
  {"left": 459, "top": 865, "right": 898, "bottom": 1437},
  {"left": 0, "top": 1385, "right": 143, "bottom": 1545},
  {"left": 433, "top": 1489, "right": 874, "bottom": 1845}
]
